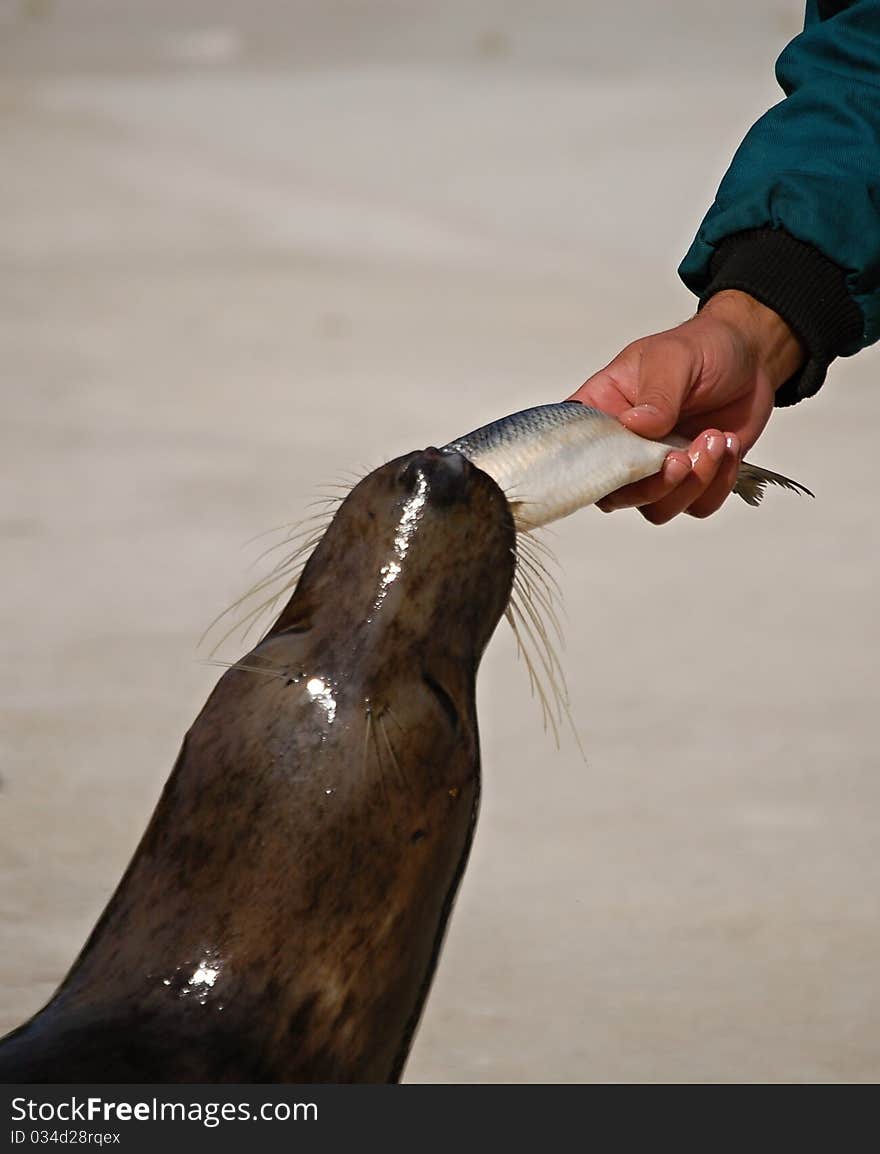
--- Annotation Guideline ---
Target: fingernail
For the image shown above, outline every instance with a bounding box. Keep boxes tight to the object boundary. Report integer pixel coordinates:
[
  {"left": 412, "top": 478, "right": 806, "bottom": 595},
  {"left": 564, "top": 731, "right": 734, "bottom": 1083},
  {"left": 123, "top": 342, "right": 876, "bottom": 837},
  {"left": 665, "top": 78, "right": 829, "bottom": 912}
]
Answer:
[
  {"left": 664, "top": 456, "right": 690, "bottom": 485},
  {"left": 706, "top": 433, "right": 725, "bottom": 461},
  {"left": 725, "top": 433, "right": 740, "bottom": 456},
  {"left": 629, "top": 404, "right": 661, "bottom": 417}
]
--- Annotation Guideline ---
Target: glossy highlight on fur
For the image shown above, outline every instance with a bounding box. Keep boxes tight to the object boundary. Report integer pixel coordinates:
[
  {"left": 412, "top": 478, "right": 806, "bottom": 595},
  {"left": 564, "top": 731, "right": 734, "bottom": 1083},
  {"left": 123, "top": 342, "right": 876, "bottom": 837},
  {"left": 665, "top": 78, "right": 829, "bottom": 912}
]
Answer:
[{"left": 0, "top": 448, "right": 516, "bottom": 1083}]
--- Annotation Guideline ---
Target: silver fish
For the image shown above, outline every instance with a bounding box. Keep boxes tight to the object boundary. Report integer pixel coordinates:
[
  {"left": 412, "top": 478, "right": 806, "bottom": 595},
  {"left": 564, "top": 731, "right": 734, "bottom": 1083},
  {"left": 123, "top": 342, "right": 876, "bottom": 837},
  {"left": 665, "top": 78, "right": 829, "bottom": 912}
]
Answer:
[{"left": 443, "top": 400, "right": 812, "bottom": 530}]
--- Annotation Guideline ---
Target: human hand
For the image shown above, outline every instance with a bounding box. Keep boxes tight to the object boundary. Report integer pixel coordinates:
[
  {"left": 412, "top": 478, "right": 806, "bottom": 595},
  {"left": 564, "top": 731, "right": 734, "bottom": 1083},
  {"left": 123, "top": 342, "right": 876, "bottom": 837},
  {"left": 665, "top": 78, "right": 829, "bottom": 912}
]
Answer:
[{"left": 567, "top": 290, "right": 805, "bottom": 523}]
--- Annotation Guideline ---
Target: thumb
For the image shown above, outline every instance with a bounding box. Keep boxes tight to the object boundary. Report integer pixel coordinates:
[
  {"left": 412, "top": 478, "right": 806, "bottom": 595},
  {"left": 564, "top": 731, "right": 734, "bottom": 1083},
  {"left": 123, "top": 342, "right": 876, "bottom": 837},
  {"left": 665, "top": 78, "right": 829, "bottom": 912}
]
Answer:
[{"left": 615, "top": 337, "right": 696, "bottom": 439}]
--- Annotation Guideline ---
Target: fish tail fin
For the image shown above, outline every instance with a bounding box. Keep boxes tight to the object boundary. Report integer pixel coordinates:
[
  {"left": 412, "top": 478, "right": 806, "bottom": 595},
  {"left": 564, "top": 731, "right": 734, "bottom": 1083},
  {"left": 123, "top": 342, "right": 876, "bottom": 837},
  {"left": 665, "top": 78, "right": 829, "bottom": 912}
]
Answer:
[{"left": 733, "top": 461, "right": 814, "bottom": 507}]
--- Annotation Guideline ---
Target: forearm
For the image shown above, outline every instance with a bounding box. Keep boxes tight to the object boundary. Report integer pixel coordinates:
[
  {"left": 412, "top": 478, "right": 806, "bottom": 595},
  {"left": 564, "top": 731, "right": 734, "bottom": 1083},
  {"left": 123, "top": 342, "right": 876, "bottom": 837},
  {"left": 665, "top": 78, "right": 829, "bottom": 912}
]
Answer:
[{"left": 680, "top": 0, "right": 880, "bottom": 402}]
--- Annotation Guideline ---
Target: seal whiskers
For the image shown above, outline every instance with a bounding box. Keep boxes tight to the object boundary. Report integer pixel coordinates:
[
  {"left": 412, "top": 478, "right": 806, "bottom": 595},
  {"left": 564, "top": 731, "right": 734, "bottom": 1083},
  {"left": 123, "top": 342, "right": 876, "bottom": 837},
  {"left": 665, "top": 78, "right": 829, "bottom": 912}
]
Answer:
[
  {"left": 505, "top": 601, "right": 564, "bottom": 746},
  {"left": 377, "top": 712, "right": 409, "bottom": 793},
  {"left": 364, "top": 703, "right": 394, "bottom": 807},
  {"left": 202, "top": 509, "right": 339, "bottom": 653},
  {"left": 200, "top": 657, "right": 290, "bottom": 681},
  {"left": 202, "top": 479, "right": 360, "bottom": 652},
  {"left": 503, "top": 527, "right": 585, "bottom": 757}
]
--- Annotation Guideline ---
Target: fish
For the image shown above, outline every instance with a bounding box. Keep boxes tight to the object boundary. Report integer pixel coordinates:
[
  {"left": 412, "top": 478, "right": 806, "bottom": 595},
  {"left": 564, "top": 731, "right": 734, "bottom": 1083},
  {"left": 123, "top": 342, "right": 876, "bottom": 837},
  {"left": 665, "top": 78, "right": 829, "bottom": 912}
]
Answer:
[{"left": 442, "top": 400, "right": 812, "bottom": 530}]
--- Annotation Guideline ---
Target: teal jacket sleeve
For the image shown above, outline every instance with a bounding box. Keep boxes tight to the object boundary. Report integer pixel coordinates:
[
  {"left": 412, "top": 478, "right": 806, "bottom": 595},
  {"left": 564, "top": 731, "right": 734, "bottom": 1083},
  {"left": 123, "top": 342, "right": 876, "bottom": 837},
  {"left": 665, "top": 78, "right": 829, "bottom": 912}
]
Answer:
[{"left": 678, "top": 0, "right": 879, "bottom": 404}]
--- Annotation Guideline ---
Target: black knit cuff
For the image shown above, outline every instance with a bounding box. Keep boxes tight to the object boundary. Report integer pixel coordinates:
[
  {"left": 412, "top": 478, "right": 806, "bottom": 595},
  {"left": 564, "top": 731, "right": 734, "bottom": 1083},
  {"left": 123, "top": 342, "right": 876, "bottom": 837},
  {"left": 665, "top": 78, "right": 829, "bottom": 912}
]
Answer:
[{"left": 699, "top": 228, "right": 863, "bottom": 406}]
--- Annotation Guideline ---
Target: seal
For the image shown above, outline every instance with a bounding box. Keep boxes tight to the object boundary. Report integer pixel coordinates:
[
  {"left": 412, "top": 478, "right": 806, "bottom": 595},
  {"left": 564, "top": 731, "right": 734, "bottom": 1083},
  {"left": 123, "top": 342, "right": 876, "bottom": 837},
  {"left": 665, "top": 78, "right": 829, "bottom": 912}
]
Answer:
[{"left": 0, "top": 447, "right": 516, "bottom": 1083}]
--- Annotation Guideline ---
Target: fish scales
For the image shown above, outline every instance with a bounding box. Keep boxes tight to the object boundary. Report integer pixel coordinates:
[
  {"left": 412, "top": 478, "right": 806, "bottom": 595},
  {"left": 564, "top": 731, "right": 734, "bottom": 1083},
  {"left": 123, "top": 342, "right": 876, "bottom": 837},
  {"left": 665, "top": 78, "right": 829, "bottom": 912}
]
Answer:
[{"left": 443, "top": 400, "right": 811, "bottom": 530}]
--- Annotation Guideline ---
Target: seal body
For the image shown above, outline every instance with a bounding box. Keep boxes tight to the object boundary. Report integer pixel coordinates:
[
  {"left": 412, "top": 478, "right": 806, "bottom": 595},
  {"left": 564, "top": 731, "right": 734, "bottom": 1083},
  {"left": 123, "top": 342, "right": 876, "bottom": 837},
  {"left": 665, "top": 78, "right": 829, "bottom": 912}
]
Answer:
[{"left": 0, "top": 448, "right": 515, "bottom": 1082}]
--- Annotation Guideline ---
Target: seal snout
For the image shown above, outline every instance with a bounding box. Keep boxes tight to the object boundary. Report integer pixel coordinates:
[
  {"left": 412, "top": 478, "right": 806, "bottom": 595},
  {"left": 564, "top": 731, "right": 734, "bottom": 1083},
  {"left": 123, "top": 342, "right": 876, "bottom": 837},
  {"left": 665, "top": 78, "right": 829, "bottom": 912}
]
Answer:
[{"left": 398, "top": 447, "right": 470, "bottom": 506}]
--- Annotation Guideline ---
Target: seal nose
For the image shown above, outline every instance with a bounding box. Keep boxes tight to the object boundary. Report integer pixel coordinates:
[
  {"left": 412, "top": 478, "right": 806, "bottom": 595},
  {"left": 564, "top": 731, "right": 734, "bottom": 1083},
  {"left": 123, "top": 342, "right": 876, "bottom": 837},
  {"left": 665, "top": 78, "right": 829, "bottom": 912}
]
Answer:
[{"left": 399, "top": 447, "right": 470, "bottom": 505}]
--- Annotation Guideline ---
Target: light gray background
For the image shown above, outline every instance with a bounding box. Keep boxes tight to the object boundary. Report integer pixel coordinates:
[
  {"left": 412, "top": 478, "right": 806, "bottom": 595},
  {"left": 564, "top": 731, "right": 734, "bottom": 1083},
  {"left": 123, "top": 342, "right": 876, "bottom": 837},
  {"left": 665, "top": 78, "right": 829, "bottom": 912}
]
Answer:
[{"left": 1, "top": 0, "right": 877, "bottom": 1083}]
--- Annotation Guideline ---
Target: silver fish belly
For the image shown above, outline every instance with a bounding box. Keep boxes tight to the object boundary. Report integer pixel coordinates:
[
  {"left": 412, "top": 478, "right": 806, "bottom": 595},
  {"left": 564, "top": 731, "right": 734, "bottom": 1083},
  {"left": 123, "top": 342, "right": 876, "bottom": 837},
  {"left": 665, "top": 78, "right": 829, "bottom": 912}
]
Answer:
[{"left": 442, "top": 401, "right": 812, "bottom": 530}]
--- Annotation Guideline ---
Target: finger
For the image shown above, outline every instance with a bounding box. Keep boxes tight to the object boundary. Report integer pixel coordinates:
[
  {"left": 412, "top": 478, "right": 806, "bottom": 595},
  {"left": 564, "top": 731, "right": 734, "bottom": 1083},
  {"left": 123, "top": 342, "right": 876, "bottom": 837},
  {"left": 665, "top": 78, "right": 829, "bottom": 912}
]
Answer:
[
  {"left": 639, "top": 430, "right": 726, "bottom": 525},
  {"left": 685, "top": 433, "right": 740, "bottom": 519},
  {"left": 615, "top": 337, "right": 699, "bottom": 440},
  {"left": 596, "top": 452, "right": 691, "bottom": 512},
  {"left": 672, "top": 382, "right": 775, "bottom": 453},
  {"left": 567, "top": 372, "right": 633, "bottom": 417}
]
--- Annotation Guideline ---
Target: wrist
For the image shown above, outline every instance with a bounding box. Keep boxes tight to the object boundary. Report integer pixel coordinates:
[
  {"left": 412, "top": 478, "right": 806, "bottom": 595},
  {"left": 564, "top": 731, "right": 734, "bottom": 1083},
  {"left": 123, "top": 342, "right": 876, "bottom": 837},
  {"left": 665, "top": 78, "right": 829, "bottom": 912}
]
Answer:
[{"left": 700, "top": 289, "right": 806, "bottom": 391}]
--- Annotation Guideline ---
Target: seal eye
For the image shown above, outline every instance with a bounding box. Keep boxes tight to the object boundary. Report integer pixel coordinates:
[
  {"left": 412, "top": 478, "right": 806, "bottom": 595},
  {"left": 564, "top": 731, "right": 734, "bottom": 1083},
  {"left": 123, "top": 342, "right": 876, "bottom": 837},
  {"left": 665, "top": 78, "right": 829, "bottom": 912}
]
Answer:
[{"left": 423, "top": 673, "right": 459, "bottom": 730}]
